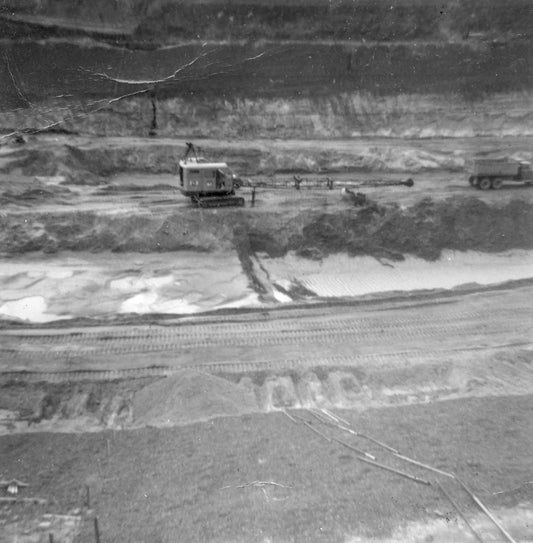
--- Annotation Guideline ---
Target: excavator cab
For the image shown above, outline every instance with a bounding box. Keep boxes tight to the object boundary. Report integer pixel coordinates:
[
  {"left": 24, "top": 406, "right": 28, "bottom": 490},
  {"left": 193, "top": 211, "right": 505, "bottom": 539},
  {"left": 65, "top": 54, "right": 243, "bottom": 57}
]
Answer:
[{"left": 178, "top": 143, "right": 245, "bottom": 207}]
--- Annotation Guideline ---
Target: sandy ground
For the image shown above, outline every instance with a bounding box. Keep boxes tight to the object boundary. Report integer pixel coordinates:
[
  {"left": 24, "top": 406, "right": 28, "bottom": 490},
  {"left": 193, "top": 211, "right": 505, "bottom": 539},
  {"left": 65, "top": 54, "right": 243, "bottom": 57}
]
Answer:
[
  {"left": 1, "top": 134, "right": 533, "bottom": 542},
  {"left": 0, "top": 249, "right": 532, "bottom": 323},
  {"left": 0, "top": 251, "right": 259, "bottom": 322},
  {"left": 259, "top": 249, "right": 533, "bottom": 300}
]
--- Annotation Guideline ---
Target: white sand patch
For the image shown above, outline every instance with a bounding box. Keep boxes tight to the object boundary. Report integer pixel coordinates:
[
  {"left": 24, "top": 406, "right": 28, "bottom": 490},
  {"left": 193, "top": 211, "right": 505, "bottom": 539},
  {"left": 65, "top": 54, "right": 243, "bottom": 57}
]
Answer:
[
  {"left": 347, "top": 504, "right": 533, "bottom": 542},
  {"left": 217, "top": 292, "right": 262, "bottom": 309},
  {"left": 0, "top": 296, "right": 69, "bottom": 323},
  {"left": 120, "top": 292, "right": 159, "bottom": 313},
  {"left": 272, "top": 288, "right": 292, "bottom": 303},
  {"left": 0, "top": 251, "right": 258, "bottom": 322},
  {"left": 110, "top": 274, "right": 175, "bottom": 292},
  {"left": 261, "top": 250, "right": 533, "bottom": 298},
  {"left": 46, "top": 269, "right": 74, "bottom": 279}
]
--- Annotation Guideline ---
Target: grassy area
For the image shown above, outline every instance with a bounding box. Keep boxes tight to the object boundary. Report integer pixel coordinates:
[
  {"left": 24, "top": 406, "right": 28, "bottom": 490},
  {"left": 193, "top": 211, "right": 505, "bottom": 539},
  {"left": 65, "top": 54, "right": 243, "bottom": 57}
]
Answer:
[{"left": 1, "top": 394, "right": 532, "bottom": 542}]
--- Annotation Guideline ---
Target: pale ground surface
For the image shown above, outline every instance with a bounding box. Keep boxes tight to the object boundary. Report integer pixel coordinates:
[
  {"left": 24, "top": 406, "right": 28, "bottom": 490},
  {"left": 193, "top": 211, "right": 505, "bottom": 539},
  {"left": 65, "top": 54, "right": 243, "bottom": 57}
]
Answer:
[
  {"left": 1, "top": 249, "right": 532, "bottom": 323},
  {"left": 0, "top": 251, "right": 259, "bottom": 322},
  {"left": 261, "top": 249, "right": 533, "bottom": 299}
]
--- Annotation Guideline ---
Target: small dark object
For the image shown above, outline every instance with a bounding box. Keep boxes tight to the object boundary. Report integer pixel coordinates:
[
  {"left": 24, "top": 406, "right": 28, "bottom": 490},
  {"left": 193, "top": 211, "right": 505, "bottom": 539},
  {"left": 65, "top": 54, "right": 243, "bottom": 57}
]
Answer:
[
  {"left": 94, "top": 517, "right": 101, "bottom": 543},
  {"left": 293, "top": 175, "right": 302, "bottom": 190},
  {"left": 353, "top": 192, "right": 367, "bottom": 206},
  {"left": 192, "top": 195, "right": 245, "bottom": 208},
  {"left": 251, "top": 187, "right": 256, "bottom": 207},
  {"left": 326, "top": 177, "right": 334, "bottom": 190},
  {"left": 359, "top": 178, "right": 414, "bottom": 188},
  {"left": 148, "top": 86, "right": 157, "bottom": 136},
  {"left": 49, "top": 533, "right": 54, "bottom": 543},
  {"left": 0, "top": 496, "right": 46, "bottom": 504},
  {"left": 85, "top": 484, "right": 91, "bottom": 508},
  {"left": 343, "top": 188, "right": 368, "bottom": 206}
]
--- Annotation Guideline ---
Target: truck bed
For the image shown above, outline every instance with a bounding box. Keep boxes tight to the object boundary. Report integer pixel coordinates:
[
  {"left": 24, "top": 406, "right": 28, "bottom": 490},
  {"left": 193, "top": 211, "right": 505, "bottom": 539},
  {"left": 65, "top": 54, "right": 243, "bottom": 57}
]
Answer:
[{"left": 473, "top": 159, "right": 520, "bottom": 177}]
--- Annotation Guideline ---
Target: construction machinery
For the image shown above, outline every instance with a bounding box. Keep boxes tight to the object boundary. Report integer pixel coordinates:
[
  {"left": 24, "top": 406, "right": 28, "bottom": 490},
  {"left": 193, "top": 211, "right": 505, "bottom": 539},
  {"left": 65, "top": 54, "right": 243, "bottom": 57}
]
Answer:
[
  {"left": 178, "top": 143, "right": 245, "bottom": 207},
  {"left": 291, "top": 175, "right": 414, "bottom": 190},
  {"left": 469, "top": 159, "right": 533, "bottom": 190}
]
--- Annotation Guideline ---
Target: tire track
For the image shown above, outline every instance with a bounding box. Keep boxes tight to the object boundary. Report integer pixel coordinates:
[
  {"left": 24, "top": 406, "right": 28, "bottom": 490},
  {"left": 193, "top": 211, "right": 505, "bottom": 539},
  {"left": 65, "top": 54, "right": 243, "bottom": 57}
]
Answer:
[
  {"left": 0, "top": 309, "right": 489, "bottom": 341},
  {"left": 0, "top": 309, "right": 513, "bottom": 346},
  {"left": 1, "top": 345, "right": 531, "bottom": 383},
  {"left": 1, "top": 315, "right": 529, "bottom": 360},
  {"left": 1, "top": 324, "right": 516, "bottom": 358}
]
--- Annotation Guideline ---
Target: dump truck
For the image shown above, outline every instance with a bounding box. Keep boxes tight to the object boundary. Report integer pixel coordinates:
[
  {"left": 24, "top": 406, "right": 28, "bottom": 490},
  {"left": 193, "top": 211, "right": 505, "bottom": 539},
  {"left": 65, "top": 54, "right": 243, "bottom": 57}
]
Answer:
[
  {"left": 178, "top": 143, "right": 245, "bottom": 207},
  {"left": 469, "top": 159, "right": 533, "bottom": 190}
]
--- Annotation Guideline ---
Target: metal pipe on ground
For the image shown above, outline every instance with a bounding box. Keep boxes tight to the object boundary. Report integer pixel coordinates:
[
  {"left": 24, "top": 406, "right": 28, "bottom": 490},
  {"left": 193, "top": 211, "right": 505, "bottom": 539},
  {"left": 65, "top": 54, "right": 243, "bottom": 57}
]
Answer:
[
  {"left": 436, "top": 482, "right": 485, "bottom": 543},
  {"left": 456, "top": 478, "right": 518, "bottom": 543},
  {"left": 357, "top": 456, "right": 431, "bottom": 486},
  {"left": 94, "top": 517, "right": 101, "bottom": 543},
  {"left": 285, "top": 410, "right": 427, "bottom": 486}
]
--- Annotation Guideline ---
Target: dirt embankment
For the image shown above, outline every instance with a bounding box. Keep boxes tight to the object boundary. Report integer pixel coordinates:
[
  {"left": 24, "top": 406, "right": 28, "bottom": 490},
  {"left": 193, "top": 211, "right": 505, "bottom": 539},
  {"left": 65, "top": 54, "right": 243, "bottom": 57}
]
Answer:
[
  {"left": 1, "top": 38, "right": 533, "bottom": 137},
  {"left": 4, "top": 135, "right": 533, "bottom": 186},
  {"left": 2, "top": 1, "right": 532, "bottom": 140},
  {"left": 3, "top": 0, "right": 533, "bottom": 43},
  {"left": 0, "top": 378, "right": 147, "bottom": 431},
  {"left": 0, "top": 137, "right": 477, "bottom": 185},
  {"left": 2, "top": 197, "right": 533, "bottom": 261},
  {"left": 2, "top": 41, "right": 533, "bottom": 137},
  {"left": 5, "top": 91, "right": 533, "bottom": 140},
  {"left": 3, "top": 347, "right": 532, "bottom": 433},
  {"left": 133, "top": 0, "right": 533, "bottom": 43}
]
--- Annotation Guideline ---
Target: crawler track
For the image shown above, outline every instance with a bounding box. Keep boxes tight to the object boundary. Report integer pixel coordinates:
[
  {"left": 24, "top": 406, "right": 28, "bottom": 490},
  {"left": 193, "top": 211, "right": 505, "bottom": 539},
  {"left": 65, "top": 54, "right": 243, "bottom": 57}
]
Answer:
[
  {"left": 1, "top": 345, "right": 530, "bottom": 384},
  {"left": 1, "top": 285, "right": 532, "bottom": 380}
]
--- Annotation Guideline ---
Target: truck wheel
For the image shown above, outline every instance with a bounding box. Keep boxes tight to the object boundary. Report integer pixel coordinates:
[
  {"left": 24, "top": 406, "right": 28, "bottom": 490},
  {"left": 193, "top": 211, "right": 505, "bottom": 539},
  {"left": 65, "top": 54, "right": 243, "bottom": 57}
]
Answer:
[
  {"left": 478, "top": 178, "right": 491, "bottom": 190},
  {"left": 491, "top": 178, "right": 503, "bottom": 190}
]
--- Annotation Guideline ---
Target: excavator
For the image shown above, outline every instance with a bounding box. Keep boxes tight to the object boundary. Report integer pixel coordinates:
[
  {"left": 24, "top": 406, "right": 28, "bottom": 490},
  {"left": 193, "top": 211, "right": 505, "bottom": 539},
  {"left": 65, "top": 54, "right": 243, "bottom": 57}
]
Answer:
[{"left": 178, "top": 143, "right": 245, "bottom": 207}]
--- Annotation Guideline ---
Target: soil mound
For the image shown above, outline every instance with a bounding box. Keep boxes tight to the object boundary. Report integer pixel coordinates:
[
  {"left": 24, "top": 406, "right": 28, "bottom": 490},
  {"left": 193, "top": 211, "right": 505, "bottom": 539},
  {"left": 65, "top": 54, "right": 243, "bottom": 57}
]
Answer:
[
  {"left": 1, "top": 196, "right": 533, "bottom": 260},
  {"left": 132, "top": 371, "right": 257, "bottom": 426},
  {"left": 0, "top": 144, "right": 101, "bottom": 184}
]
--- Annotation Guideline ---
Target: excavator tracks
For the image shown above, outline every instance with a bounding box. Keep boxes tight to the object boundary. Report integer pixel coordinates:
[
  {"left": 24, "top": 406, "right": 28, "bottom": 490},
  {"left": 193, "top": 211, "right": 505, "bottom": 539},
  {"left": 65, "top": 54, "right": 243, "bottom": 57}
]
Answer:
[
  {"left": 1, "top": 346, "right": 529, "bottom": 384},
  {"left": 0, "top": 311, "right": 525, "bottom": 358},
  {"left": 1, "top": 285, "right": 532, "bottom": 381}
]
